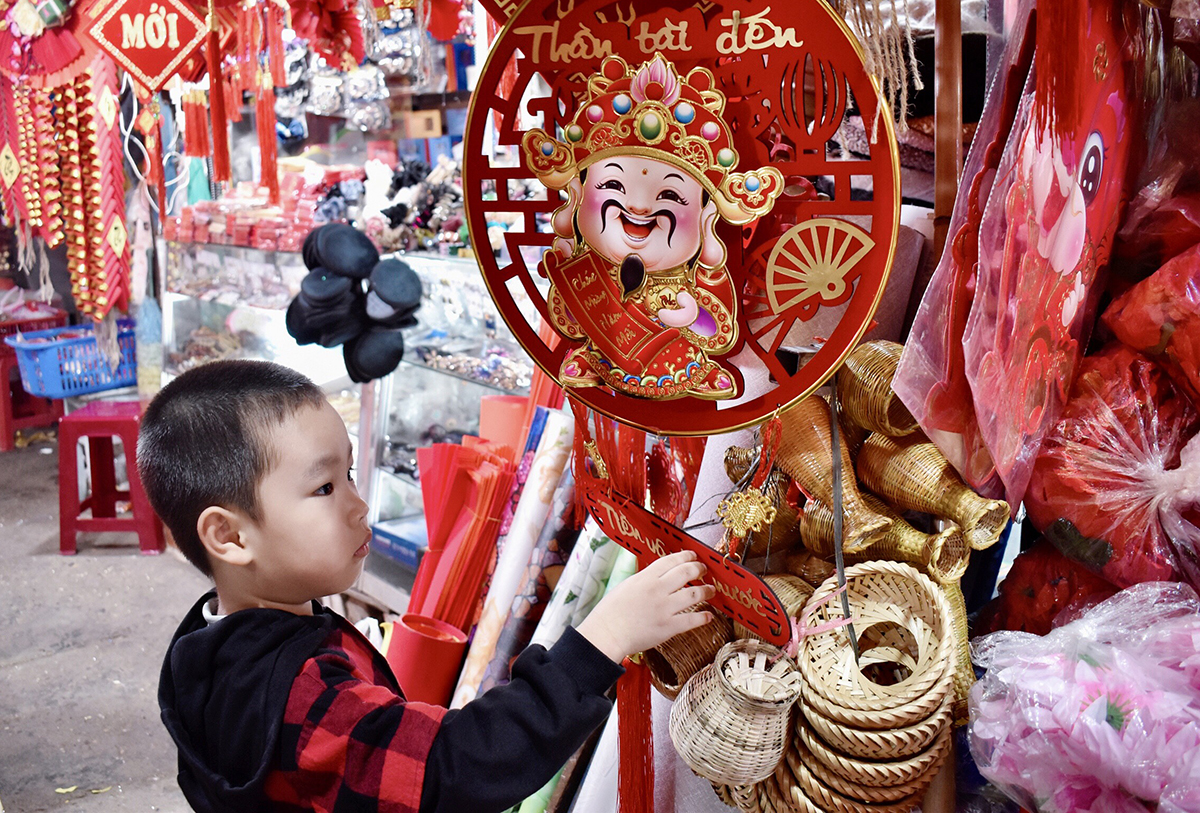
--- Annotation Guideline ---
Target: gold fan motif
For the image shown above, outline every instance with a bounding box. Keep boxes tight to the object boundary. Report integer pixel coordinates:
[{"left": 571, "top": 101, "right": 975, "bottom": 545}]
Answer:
[{"left": 765, "top": 218, "right": 876, "bottom": 314}]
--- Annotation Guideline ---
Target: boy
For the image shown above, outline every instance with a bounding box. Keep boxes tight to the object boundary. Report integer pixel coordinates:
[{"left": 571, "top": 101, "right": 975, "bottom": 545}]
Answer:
[{"left": 140, "top": 359, "right": 716, "bottom": 813}]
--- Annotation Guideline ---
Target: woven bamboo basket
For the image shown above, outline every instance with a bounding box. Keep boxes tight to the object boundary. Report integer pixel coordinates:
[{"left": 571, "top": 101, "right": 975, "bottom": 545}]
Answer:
[
  {"left": 783, "top": 548, "right": 837, "bottom": 587},
  {"left": 801, "top": 691, "right": 952, "bottom": 760},
  {"left": 776, "top": 396, "right": 893, "bottom": 553},
  {"left": 734, "top": 575, "right": 814, "bottom": 640},
  {"left": 856, "top": 434, "right": 1010, "bottom": 551},
  {"left": 799, "top": 561, "right": 953, "bottom": 714},
  {"left": 942, "top": 581, "right": 974, "bottom": 726},
  {"left": 670, "top": 640, "right": 803, "bottom": 785},
  {"left": 802, "top": 663, "right": 954, "bottom": 731},
  {"left": 647, "top": 603, "right": 733, "bottom": 700},
  {"left": 800, "top": 495, "right": 969, "bottom": 585},
  {"left": 835, "top": 341, "right": 919, "bottom": 438},
  {"left": 783, "top": 736, "right": 923, "bottom": 813},
  {"left": 795, "top": 712, "right": 952, "bottom": 790}
]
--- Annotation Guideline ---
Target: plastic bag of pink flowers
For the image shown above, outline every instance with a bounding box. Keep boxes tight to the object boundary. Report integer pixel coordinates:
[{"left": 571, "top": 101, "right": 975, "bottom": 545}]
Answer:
[{"left": 969, "top": 582, "right": 1200, "bottom": 813}]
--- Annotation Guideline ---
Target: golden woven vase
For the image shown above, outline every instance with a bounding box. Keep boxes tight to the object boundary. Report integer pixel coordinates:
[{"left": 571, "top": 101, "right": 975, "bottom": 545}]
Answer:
[
  {"left": 835, "top": 340, "right": 919, "bottom": 438},
  {"left": 669, "top": 640, "right": 802, "bottom": 786},
  {"left": 856, "top": 434, "right": 1010, "bottom": 551},
  {"left": 776, "top": 396, "right": 892, "bottom": 553},
  {"left": 646, "top": 603, "right": 733, "bottom": 700},
  {"left": 800, "top": 495, "right": 969, "bottom": 585}
]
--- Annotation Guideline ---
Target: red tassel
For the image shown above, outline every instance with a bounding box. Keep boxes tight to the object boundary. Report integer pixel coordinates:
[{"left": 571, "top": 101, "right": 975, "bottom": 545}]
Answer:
[
  {"left": 617, "top": 658, "right": 654, "bottom": 813},
  {"left": 256, "top": 71, "right": 280, "bottom": 205},
  {"left": 266, "top": 2, "right": 287, "bottom": 88},
  {"left": 206, "top": 0, "right": 231, "bottom": 182}
]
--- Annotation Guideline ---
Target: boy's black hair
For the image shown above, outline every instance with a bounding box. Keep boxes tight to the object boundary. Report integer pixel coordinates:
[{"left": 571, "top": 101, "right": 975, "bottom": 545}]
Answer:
[{"left": 137, "top": 359, "right": 326, "bottom": 577}]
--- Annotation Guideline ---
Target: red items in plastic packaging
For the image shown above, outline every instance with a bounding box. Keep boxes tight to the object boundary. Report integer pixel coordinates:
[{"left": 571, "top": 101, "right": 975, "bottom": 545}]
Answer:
[
  {"left": 975, "top": 540, "right": 1118, "bottom": 637},
  {"left": 1103, "top": 240, "right": 1200, "bottom": 407},
  {"left": 1025, "top": 344, "right": 1200, "bottom": 590}
]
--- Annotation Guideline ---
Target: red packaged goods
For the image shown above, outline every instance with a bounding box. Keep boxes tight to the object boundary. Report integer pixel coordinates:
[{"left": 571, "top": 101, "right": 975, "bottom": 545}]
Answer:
[
  {"left": 1025, "top": 344, "right": 1200, "bottom": 589},
  {"left": 975, "top": 540, "right": 1118, "bottom": 636},
  {"left": 1102, "top": 241, "right": 1200, "bottom": 406}
]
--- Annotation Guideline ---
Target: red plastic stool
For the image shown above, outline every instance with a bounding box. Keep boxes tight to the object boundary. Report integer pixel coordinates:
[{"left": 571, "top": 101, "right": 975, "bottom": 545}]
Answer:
[
  {"left": 58, "top": 400, "right": 164, "bottom": 555},
  {"left": 2, "top": 352, "right": 63, "bottom": 451}
]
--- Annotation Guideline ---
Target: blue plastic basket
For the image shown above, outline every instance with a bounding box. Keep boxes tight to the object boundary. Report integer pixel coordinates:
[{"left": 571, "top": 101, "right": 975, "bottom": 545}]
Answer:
[{"left": 4, "top": 319, "right": 136, "bottom": 398}]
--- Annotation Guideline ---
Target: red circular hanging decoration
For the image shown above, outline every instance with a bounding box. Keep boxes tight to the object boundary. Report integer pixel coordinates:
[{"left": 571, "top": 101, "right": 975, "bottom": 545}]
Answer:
[{"left": 464, "top": 0, "right": 900, "bottom": 436}]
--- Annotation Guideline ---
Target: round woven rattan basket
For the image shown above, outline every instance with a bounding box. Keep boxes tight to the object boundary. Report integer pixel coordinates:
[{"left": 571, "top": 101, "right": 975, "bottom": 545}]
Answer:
[
  {"left": 795, "top": 711, "right": 952, "bottom": 789},
  {"left": 646, "top": 603, "right": 732, "bottom": 700},
  {"left": 783, "top": 736, "right": 922, "bottom": 813},
  {"left": 801, "top": 691, "right": 952, "bottom": 760},
  {"left": 670, "top": 639, "right": 802, "bottom": 785},
  {"left": 799, "top": 561, "right": 953, "bottom": 716}
]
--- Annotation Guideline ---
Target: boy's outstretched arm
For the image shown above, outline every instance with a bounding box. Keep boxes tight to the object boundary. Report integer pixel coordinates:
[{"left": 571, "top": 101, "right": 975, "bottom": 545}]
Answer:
[{"left": 419, "top": 551, "right": 715, "bottom": 813}]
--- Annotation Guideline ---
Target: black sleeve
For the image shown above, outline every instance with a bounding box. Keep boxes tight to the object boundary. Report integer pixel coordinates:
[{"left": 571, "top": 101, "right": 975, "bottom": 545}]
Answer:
[{"left": 418, "top": 626, "right": 625, "bottom": 813}]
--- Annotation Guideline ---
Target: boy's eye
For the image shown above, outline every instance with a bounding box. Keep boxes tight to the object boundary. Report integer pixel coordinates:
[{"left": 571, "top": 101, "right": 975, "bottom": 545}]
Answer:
[{"left": 315, "top": 483, "right": 334, "bottom": 496}]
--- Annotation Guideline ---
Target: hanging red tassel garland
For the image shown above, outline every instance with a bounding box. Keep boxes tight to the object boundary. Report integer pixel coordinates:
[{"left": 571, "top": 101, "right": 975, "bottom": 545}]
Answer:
[
  {"left": 205, "top": 0, "right": 231, "bottom": 182},
  {"left": 617, "top": 656, "right": 654, "bottom": 813},
  {"left": 256, "top": 70, "right": 280, "bottom": 205}
]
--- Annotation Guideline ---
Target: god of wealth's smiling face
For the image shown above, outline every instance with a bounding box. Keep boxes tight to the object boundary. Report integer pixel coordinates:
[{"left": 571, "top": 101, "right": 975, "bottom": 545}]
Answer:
[{"left": 576, "top": 155, "right": 712, "bottom": 273}]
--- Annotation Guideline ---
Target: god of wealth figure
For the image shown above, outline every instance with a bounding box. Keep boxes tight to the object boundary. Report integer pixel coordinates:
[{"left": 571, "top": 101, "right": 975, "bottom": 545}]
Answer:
[{"left": 523, "top": 53, "right": 783, "bottom": 401}]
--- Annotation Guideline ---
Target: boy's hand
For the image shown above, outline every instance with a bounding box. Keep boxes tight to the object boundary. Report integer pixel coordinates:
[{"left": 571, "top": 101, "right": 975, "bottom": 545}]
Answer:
[{"left": 576, "top": 551, "right": 718, "bottom": 664}]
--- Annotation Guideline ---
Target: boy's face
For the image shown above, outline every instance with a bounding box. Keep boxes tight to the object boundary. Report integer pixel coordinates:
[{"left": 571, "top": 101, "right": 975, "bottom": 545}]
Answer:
[{"left": 239, "top": 400, "right": 371, "bottom": 605}]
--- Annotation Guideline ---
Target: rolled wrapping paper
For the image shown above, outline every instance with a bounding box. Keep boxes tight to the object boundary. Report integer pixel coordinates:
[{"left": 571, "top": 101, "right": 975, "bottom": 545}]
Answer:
[
  {"left": 800, "top": 495, "right": 970, "bottom": 584},
  {"left": 835, "top": 340, "right": 919, "bottom": 437},
  {"left": 475, "top": 466, "right": 580, "bottom": 695},
  {"left": 856, "top": 433, "right": 1010, "bottom": 551},
  {"left": 511, "top": 546, "right": 637, "bottom": 813},
  {"left": 565, "top": 535, "right": 623, "bottom": 630},
  {"left": 528, "top": 519, "right": 613, "bottom": 650},
  {"left": 776, "top": 396, "right": 893, "bottom": 553},
  {"left": 383, "top": 614, "right": 468, "bottom": 707},
  {"left": 449, "top": 410, "right": 574, "bottom": 709}
]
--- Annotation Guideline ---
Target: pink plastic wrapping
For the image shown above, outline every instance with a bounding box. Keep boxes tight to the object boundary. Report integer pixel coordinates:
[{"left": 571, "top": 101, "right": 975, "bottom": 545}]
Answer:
[
  {"left": 893, "top": 0, "right": 1035, "bottom": 495},
  {"left": 1025, "top": 344, "right": 1200, "bottom": 589},
  {"left": 970, "top": 582, "right": 1200, "bottom": 813},
  {"left": 1103, "top": 240, "right": 1200, "bottom": 407},
  {"left": 961, "top": 1, "right": 1137, "bottom": 509}
]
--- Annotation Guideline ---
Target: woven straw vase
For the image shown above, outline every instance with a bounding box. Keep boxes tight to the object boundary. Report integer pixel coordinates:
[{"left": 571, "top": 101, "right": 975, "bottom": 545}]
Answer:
[
  {"left": 799, "top": 561, "right": 953, "bottom": 719},
  {"left": 670, "top": 640, "right": 802, "bottom": 786},
  {"left": 723, "top": 446, "right": 803, "bottom": 559},
  {"left": 856, "top": 433, "right": 1010, "bottom": 551},
  {"left": 647, "top": 603, "right": 733, "bottom": 701},
  {"left": 800, "top": 494, "right": 969, "bottom": 585},
  {"left": 776, "top": 396, "right": 893, "bottom": 553},
  {"left": 835, "top": 340, "right": 919, "bottom": 438}
]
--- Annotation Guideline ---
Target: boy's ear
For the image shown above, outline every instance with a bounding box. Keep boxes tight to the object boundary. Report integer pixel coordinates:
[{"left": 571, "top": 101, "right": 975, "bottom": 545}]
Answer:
[{"left": 197, "top": 506, "right": 253, "bottom": 566}]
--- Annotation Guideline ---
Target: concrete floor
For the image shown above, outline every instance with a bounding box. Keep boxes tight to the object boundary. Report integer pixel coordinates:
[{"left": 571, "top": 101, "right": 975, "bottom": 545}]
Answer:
[{"left": 0, "top": 438, "right": 209, "bottom": 812}]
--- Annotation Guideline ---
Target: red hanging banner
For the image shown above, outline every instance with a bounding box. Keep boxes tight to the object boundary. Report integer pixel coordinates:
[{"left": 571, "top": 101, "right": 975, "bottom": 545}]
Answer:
[
  {"left": 87, "top": 0, "right": 207, "bottom": 92},
  {"left": 581, "top": 483, "right": 790, "bottom": 646}
]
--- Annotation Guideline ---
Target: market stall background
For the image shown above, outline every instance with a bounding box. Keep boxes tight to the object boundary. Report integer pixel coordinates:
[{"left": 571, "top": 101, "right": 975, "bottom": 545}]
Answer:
[{"left": 1, "top": 0, "right": 1199, "bottom": 812}]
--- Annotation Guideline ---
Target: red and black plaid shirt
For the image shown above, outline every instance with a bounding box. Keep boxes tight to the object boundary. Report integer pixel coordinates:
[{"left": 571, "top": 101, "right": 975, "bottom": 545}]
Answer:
[{"left": 261, "top": 623, "right": 447, "bottom": 812}]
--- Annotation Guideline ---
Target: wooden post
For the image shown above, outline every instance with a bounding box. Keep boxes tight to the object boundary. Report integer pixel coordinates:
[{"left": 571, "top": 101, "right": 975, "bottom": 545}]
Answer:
[{"left": 933, "top": 0, "right": 963, "bottom": 259}]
